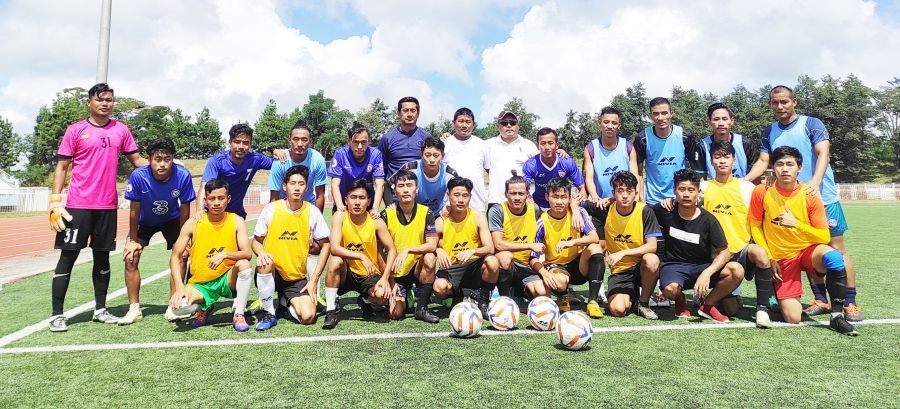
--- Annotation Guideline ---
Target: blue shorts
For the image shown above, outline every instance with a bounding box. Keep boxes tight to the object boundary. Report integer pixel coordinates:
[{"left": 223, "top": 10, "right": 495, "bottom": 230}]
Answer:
[
  {"left": 825, "top": 202, "right": 848, "bottom": 237},
  {"left": 729, "top": 245, "right": 753, "bottom": 297},
  {"left": 660, "top": 262, "right": 719, "bottom": 290}
]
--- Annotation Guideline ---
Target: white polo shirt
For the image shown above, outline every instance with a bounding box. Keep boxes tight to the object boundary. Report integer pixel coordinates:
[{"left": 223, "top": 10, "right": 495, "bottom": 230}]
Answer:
[
  {"left": 443, "top": 134, "right": 488, "bottom": 212},
  {"left": 485, "top": 135, "right": 539, "bottom": 204}
]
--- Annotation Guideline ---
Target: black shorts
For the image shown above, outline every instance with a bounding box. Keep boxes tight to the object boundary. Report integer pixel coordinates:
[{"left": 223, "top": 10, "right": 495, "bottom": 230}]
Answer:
[
  {"left": 337, "top": 271, "right": 382, "bottom": 296},
  {"left": 546, "top": 257, "right": 588, "bottom": 286},
  {"left": 137, "top": 218, "right": 181, "bottom": 249},
  {"left": 607, "top": 266, "right": 641, "bottom": 300},
  {"left": 54, "top": 208, "right": 117, "bottom": 251},
  {"left": 274, "top": 272, "right": 310, "bottom": 304},
  {"left": 660, "top": 262, "right": 721, "bottom": 290},
  {"left": 510, "top": 261, "right": 541, "bottom": 286},
  {"left": 437, "top": 258, "right": 484, "bottom": 291}
]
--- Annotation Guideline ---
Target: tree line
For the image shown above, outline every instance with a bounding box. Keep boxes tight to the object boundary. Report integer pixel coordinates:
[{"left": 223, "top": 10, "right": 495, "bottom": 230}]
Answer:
[{"left": 1, "top": 74, "right": 898, "bottom": 186}]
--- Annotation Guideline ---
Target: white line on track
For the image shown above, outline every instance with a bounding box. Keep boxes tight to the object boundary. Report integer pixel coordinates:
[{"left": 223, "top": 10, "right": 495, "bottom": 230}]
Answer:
[
  {"left": 2, "top": 318, "right": 897, "bottom": 355},
  {"left": 0, "top": 270, "right": 171, "bottom": 348}
]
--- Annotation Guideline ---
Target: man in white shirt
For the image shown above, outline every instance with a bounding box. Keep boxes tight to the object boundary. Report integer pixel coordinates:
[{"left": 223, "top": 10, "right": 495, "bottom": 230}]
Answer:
[
  {"left": 485, "top": 111, "right": 539, "bottom": 212},
  {"left": 441, "top": 107, "right": 488, "bottom": 212}
]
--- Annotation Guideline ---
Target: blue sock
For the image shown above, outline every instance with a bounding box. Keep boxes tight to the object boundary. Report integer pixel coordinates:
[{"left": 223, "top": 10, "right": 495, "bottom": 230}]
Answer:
[
  {"left": 844, "top": 287, "right": 857, "bottom": 306},
  {"left": 811, "top": 283, "right": 828, "bottom": 304}
]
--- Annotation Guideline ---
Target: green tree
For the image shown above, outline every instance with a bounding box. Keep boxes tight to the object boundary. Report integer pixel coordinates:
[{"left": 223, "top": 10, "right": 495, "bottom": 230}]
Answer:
[
  {"left": 721, "top": 84, "right": 772, "bottom": 147},
  {"left": 185, "top": 107, "right": 224, "bottom": 159},
  {"left": 501, "top": 97, "right": 540, "bottom": 140},
  {"left": 609, "top": 82, "right": 649, "bottom": 139},
  {"left": 671, "top": 86, "right": 716, "bottom": 136},
  {"left": 127, "top": 105, "right": 176, "bottom": 151},
  {"left": 574, "top": 112, "right": 599, "bottom": 157},
  {"left": 558, "top": 110, "right": 579, "bottom": 155},
  {"left": 0, "top": 117, "right": 18, "bottom": 170},
  {"left": 354, "top": 98, "right": 394, "bottom": 143},
  {"left": 422, "top": 114, "right": 453, "bottom": 139},
  {"left": 875, "top": 78, "right": 900, "bottom": 169},
  {"left": 254, "top": 99, "right": 291, "bottom": 155},
  {"left": 302, "top": 90, "right": 353, "bottom": 158}
]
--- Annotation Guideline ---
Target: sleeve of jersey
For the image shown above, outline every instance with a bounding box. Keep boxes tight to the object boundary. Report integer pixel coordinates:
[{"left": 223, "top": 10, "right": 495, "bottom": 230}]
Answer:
[
  {"left": 313, "top": 155, "right": 328, "bottom": 187},
  {"left": 569, "top": 160, "right": 585, "bottom": 186},
  {"left": 311, "top": 207, "right": 330, "bottom": 240},
  {"left": 201, "top": 156, "right": 218, "bottom": 183},
  {"left": 487, "top": 206, "right": 503, "bottom": 232},
  {"left": 179, "top": 170, "right": 197, "bottom": 203},
  {"left": 531, "top": 221, "right": 545, "bottom": 260},
  {"left": 445, "top": 165, "right": 460, "bottom": 178},
  {"left": 633, "top": 135, "right": 646, "bottom": 163},
  {"left": 749, "top": 219, "right": 772, "bottom": 260},
  {"left": 579, "top": 208, "right": 594, "bottom": 234},
  {"left": 253, "top": 204, "right": 274, "bottom": 238},
  {"left": 327, "top": 154, "right": 343, "bottom": 178},
  {"left": 424, "top": 212, "right": 437, "bottom": 236},
  {"left": 759, "top": 125, "right": 772, "bottom": 153},
  {"left": 797, "top": 192, "right": 831, "bottom": 244},
  {"left": 642, "top": 206, "right": 663, "bottom": 239},
  {"left": 584, "top": 142, "right": 594, "bottom": 161},
  {"left": 57, "top": 124, "right": 77, "bottom": 157},
  {"left": 685, "top": 136, "right": 707, "bottom": 175},
  {"left": 267, "top": 161, "right": 283, "bottom": 191},
  {"left": 748, "top": 185, "right": 767, "bottom": 222},
  {"left": 124, "top": 171, "right": 141, "bottom": 201},
  {"left": 121, "top": 126, "right": 139, "bottom": 154},
  {"left": 521, "top": 159, "right": 534, "bottom": 182},
  {"left": 258, "top": 154, "right": 275, "bottom": 171},
  {"left": 372, "top": 149, "right": 385, "bottom": 178},
  {"left": 805, "top": 117, "right": 830, "bottom": 145}
]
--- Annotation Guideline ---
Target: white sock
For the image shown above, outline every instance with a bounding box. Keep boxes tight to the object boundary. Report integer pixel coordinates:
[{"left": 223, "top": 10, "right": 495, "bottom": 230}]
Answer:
[
  {"left": 129, "top": 303, "right": 140, "bottom": 311},
  {"left": 256, "top": 272, "right": 276, "bottom": 315},
  {"left": 288, "top": 305, "right": 300, "bottom": 322},
  {"left": 233, "top": 269, "right": 253, "bottom": 314},
  {"left": 831, "top": 311, "right": 844, "bottom": 318},
  {"left": 326, "top": 287, "right": 338, "bottom": 311}
]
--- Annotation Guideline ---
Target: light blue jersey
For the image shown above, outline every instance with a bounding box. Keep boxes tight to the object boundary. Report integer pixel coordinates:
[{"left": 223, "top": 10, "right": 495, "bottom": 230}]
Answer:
[
  {"left": 268, "top": 148, "right": 327, "bottom": 204},
  {"left": 702, "top": 133, "right": 749, "bottom": 179},
  {"left": 760, "top": 115, "right": 838, "bottom": 204},
  {"left": 643, "top": 125, "right": 686, "bottom": 205},
  {"left": 590, "top": 137, "right": 630, "bottom": 198}
]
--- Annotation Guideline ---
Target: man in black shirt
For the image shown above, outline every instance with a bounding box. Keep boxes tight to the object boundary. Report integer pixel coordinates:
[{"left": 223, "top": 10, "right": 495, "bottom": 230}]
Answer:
[{"left": 654, "top": 169, "right": 744, "bottom": 323}]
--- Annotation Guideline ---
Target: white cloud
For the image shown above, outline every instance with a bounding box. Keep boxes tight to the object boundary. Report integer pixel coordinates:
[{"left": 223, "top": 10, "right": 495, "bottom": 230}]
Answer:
[{"left": 480, "top": 0, "right": 900, "bottom": 128}]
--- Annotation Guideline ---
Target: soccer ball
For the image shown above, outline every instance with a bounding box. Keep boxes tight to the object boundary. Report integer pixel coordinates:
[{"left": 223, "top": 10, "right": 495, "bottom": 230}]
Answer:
[
  {"left": 449, "top": 301, "right": 483, "bottom": 338},
  {"left": 527, "top": 296, "right": 559, "bottom": 331},
  {"left": 487, "top": 296, "right": 520, "bottom": 330},
  {"left": 556, "top": 311, "right": 593, "bottom": 350}
]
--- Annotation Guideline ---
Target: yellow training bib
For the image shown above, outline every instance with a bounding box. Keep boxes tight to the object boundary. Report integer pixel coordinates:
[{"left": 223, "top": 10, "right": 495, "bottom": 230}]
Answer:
[
  {"left": 264, "top": 200, "right": 311, "bottom": 281},
  {"left": 502, "top": 202, "right": 538, "bottom": 264},
  {"left": 385, "top": 204, "right": 429, "bottom": 277},
  {"left": 441, "top": 209, "right": 480, "bottom": 260},
  {"left": 341, "top": 212, "right": 380, "bottom": 277},
  {"left": 189, "top": 213, "right": 238, "bottom": 284}
]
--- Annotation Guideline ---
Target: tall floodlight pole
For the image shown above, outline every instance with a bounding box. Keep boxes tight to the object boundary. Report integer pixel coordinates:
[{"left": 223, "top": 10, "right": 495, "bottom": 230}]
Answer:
[{"left": 96, "top": 0, "right": 112, "bottom": 83}]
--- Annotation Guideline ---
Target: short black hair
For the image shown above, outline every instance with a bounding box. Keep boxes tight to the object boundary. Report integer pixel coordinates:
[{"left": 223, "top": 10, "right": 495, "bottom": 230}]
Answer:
[
  {"left": 88, "top": 83, "right": 114, "bottom": 99},
  {"left": 771, "top": 146, "right": 803, "bottom": 165},
  {"left": 535, "top": 127, "right": 558, "bottom": 141},
  {"left": 447, "top": 176, "right": 473, "bottom": 193},
  {"left": 346, "top": 178, "right": 373, "bottom": 198},
  {"left": 421, "top": 136, "right": 445, "bottom": 153},
  {"left": 291, "top": 119, "right": 311, "bottom": 135},
  {"left": 347, "top": 123, "right": 370, "bottom": 139},
  {"left": 393, "top": 169, "right": 417, "bottom": 185},
  {"left": 398, "top": 96, "right": 420, "bottom": 112},
  {"left": 505, "top": 170, "right": 527, "bottom": 194},
  {"left": 229, "top": 123, "right": 253, "bottom": 141},
  {"left": 610, "top": 171, "right": 638, "bottom": 191},
  {"left": 146, "top": 137, "right": 176, "bottom": 157},
  {"left": 706, "top": 102, "right": 734, "bottom": 120},
  {"left": 673, "top": 168, "right": 700, "bottom": 188},
  {"left": 649, "top": 97, "right": 671, "bottom": 110},
  {"left": 453, "top": 107, "right": 475, "bottom": 122},
  {"left": 709, "top": 140, "right": 735, "bottom": 157},
  {"left": 283, "top": 165, "right": 309, "bottom": 184},
  {"left": 769, "top": 85, "right": 795, "bottom": 100},
  {"left": 600, "top": 106, "right": 622, "bottom": 119},
  {"left": 205, "top": 178, "right": 229, "bottom": 194},
  {"left": 545, "top": 177, "right": 572, "bottom": 195}
]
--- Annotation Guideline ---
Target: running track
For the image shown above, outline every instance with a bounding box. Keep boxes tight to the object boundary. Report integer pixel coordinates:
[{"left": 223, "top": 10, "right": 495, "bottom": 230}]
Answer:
[{"left": 0, "top": 205, "right": 264, "bottom": 259}]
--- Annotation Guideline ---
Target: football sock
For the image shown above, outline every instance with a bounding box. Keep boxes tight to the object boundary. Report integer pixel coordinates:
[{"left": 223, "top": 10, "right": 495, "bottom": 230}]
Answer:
[
  {"left": 256, "top": 272, "right": 276, "bottom": 314},
  {"left": 754, "top": 267, "right": 774, "bottom": 311},
  {"left": 845, "top": 287, "right": 857, "bottom": 306},
  {"left": 497, "top": 269, "right": 512, "bottom": 297},
  {"left": 51, "top": 250, "right": 79, "bottom": 316},
  {"left": 588, "top": 254, "right": 605, "bottom": 302},
  {"left": 479, "top": 282, "right": 493, "bottom": 304},
  {"left": 416, "top": 284, "right": 433, "bottom": 309},
  {"left": 91, "top": 251, "right": 111, "bottom": 310},
  {"left": 325, "top": 288, "right": 338, "bottom": 311},
  {"left": 826, "top": 269, "right": 848, "bottom": 318},
  {"left": 232, "top": 269, "right": 253, "bottom": 314},
  {"left": 129, "top": 303, "right": 140, "bottom": 311},
  {"left": 811, "top": 283, "right": 828, "bottom": 304}
]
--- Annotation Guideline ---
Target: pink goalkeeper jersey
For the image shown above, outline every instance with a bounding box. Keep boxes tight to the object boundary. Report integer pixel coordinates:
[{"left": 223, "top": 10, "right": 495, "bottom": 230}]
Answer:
[{"left": 57, "top": 119, "right": 139, "bottom": 209}]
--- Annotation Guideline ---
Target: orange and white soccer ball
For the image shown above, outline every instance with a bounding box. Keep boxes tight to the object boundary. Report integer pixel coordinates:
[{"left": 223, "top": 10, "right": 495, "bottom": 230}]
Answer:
[
  {"left": 527, "top": 296, "right": 559, "bottom": 331},
  {"left": 556, "top": 311, "right": 593, "bottom": 350},
  {"left": 449, "top": 301, "right": 483, "bottom": 337},
  {"left": 487, "top": 296, "right": 520, "bottom": 330}
]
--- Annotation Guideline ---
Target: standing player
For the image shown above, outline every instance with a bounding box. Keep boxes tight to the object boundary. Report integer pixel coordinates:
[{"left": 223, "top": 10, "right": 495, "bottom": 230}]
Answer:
[
  {"left": 378, "top": 97, "right": 432, "bottom": 204},
  {"left": 268, "top": 120, "right": 327, "bottom": 211},
  {"left": 381, "top": 170, "right": 440, "bottom": 323},
  {"left": 489, "top": 171, "right": 545, "bottom": 299},
  {"left": 168, "top": 179, "right": 255, "bottom": 332},
  {"left": 522, "top": 127, "right": 586, "bottom": 210},
  {"left": 390, "top": 137, "right": 460, "bottom": 217},
  {"left": 701, "top": 103, "right": 757, "bottom": 179},
  {"left": 748, "top": 146, "right": 858, "bottom": 335},
  {"left": 528, "top": 178, "right": 604, "bottom": 313},
  {"left": 745, "top": 85, "right": 861, "bottom": 321},
  {"left": 440, "top": 107, "right": 489, "bottom": 212},
  {"left": 48, "top": 83, "right": 148, "bottom": 332},
  {"left": 322, "top": 180, "right": 398, "bottom": 329},
  {"left": 329, "top": 123, "right": 385, "bottom": 216},
  {"left": 122, "top": 137, "right": 195, "bottom": 325},
  {"left": 197, "top": 123, "right": 285, "bottom": 219},
  {"left": 485, "top": 111, "right": 539, "bottom": 211},
  {"left": 634, "top": 97, "right": 707, "bottom": 205},
  {"left": 583, "top": 171, "right": 662, "bottom": 320},
  {"left": 252, "top": 165, "right": 330, "bottom": 329},
  {"left": 583, "top": 107, "right": 640, "bottom": 202},
  {"left": 433, "top": 177, "right": 501, "bottom": 316},
  {"left": 655, "top": 169, "right": 744, "bottom": 323}
]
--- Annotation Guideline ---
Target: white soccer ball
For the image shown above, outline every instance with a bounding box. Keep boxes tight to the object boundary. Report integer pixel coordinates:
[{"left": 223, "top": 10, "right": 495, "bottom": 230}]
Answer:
[
  {"left": 556, "top": 311, "right": 593, "bottom": 350},
  {"left": 527, "top": 296, "right": 559, "bottom": 331},
  {"left": 487, "top": 296, "right": 520, "bottom": 330},
  {"left": 449, "top": 301, "right": 483, "bottom": 338}
]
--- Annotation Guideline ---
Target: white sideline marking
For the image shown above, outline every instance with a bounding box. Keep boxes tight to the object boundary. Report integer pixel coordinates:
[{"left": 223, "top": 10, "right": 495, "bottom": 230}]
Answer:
[
  {"left": 1, "top": 318, "right": 897, "bottom": 355},
  {"left": 0, "top": 270, "right": 170, "bottom": 348}
]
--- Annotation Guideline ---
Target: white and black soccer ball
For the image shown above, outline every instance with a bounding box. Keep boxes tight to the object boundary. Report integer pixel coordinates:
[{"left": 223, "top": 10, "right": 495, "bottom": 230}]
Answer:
[
  {"left": 527, "top": 296, "right": 559, "bottom": 331},
  {"left": 556, "top": 311, "right": 593, "bottom": 350},
  {"left": 449, "top": 301, "right": 483, "bottom": 338},
  {"left": 487, "top": 296, "right": 520, "bottom": 331}
]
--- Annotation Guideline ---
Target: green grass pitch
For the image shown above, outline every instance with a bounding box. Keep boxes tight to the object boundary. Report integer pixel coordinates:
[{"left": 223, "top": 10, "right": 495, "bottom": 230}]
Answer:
[{"left": 1, "top": 203, "right": 898, "bottom": 408}]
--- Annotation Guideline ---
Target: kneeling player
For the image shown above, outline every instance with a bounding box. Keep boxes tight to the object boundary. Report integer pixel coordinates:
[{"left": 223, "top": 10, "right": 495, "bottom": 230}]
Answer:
[
  {"left": 382, "top": 170, "right": 439, "bottom": 323},
  {"left": 490, "top": 171, "right": 545, "bottom": 299},
  {"left": 655, "top": 169, "right": 743, "bottom": 323},
  {"left": 529, "top": 178, "right": 604, "bottom": 314},
  {"left": 323, "top": 180, "right": 397, "bottom": 329},
  {"left": 433, "top": 177, "right": 501, "bottom": 316},
  {"left": 122, "top": 137, "right": 195, "bottom": 324},
  {"left": 168, "top": 179, "right": 254, "bottom": 331},
  {"left": 749, "top": 146, "right": 857, "bottom": 335},
  {"left": 584, "top": 171, "right": 662, "bottom": 319},
  {"left": 252, "top": 165, "right": 330, "bottom": 329}
]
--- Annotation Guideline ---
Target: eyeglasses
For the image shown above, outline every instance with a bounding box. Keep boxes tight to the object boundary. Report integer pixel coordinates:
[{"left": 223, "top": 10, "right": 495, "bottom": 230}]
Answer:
[{"left": 499, "top": 120, "right": 518, "bottom": 127}]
